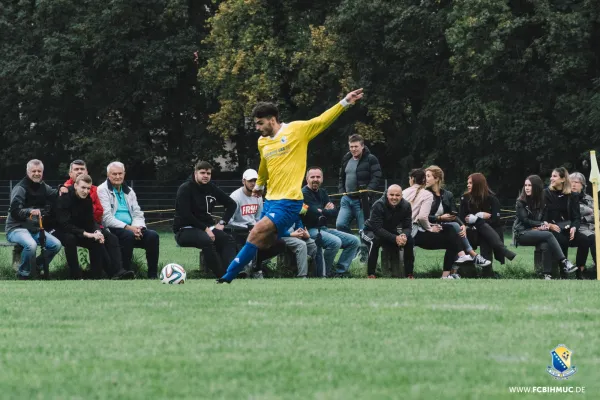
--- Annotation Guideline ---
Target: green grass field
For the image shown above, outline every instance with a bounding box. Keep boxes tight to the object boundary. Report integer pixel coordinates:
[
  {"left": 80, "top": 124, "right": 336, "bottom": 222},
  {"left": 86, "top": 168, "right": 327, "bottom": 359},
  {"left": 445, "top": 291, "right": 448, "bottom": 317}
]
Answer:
[{"left": 0, "top": 231, "right": 598, "bottom": 399}]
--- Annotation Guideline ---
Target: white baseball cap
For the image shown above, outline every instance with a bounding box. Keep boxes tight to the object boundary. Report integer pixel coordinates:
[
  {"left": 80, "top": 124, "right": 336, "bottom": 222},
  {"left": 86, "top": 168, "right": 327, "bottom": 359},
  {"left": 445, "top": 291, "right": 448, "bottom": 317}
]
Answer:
[{"left": 243, "top": 169, "right": 258, "bottom": 181}]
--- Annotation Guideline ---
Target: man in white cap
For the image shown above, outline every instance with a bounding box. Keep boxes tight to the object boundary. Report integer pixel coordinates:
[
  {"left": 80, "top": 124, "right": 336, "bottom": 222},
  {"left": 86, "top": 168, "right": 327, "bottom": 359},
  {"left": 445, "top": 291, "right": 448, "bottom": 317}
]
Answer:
[
  {"left": 229, "top": 169, "right": 262, "bottom": 229},
  {"left": 228, "top": 168, "right": 284, "bottom": 278}
]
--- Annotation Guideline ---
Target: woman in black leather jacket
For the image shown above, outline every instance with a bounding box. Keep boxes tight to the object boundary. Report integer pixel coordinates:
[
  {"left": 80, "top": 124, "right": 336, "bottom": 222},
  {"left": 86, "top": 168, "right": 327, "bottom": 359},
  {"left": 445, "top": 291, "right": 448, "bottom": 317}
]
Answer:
[
  {"left": 544, "top": 167, "right": 587, "bottom": 277},
  {"left": 512, "top": 175, "right": 575, "bottom": 279},
  {"left": 425, "top": 165, "right": 491, "bottom": 268},
  {"left": 459, "top": 173, "right": 517, "bottom": 270}
]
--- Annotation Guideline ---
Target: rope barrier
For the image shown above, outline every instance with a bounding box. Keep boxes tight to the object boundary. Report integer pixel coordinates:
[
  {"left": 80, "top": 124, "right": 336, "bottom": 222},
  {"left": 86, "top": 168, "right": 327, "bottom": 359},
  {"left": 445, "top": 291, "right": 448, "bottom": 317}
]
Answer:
[
  {"left": 327, "top": 189, "right": 385, "bottom": 197},
  {"left": 145, "top": 218, "right": 174, "bottom": 226},
  {"left": 143, "top": 209, "right": 175, "bottom": 214}
]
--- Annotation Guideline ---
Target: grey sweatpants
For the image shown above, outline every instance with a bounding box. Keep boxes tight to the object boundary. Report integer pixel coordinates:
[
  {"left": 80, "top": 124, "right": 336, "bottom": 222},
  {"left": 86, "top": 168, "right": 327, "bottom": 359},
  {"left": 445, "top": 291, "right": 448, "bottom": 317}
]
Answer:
[{"left": 282, "top": 237, "right": 317, "bottom": 277}]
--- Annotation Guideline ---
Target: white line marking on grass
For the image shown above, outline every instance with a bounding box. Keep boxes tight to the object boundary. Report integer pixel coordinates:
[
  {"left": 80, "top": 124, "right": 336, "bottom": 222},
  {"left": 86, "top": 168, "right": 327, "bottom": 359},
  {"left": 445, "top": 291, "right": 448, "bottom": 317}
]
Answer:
[
  {"left": 528, "top": 305, "right": 600, "bottom": 315},
  {"left": 430, "top": 304, "right": 501, "bottom": 311},
  {"left": 368, "top": 302, "right": 411, "bottom": 308}
]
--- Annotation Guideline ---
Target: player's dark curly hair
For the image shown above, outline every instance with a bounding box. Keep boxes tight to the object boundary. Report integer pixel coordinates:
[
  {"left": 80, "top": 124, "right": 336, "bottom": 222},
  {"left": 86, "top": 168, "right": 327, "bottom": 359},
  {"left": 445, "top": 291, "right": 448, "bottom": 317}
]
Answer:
[{"left": 251, "top": 102, "right": 280, "bottom": 122}]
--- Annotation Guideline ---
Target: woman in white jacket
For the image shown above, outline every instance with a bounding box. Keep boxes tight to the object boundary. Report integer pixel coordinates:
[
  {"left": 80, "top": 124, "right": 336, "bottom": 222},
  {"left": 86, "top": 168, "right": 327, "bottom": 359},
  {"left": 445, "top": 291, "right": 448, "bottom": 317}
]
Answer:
[{"left": 402, "top": 169, "right": 464, "bottom": 279}]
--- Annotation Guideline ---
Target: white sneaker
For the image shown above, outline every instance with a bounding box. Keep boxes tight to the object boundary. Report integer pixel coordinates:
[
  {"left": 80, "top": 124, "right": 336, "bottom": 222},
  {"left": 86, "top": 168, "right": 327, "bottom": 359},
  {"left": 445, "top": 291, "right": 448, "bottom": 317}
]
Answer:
[
  {"left": 252, "top": 270, "right": 264, "bottom": 279},
  {"left": 474, "top": 254, "right": 492, "bottom": 267},
  {"left": 455, "top": 255, "right": 474, "bottom": 264},
  {"left": 441, "top": 275, "right": 455, "bottom": 279},
  {"left": 561, "top": 259, "right": 577, "bottom": 274},
  {"left": 544, "top": 274, "right": 552, "bottom": 280},
  {"left": 450, "top": 273, "right": 461, "bottom": 279}
]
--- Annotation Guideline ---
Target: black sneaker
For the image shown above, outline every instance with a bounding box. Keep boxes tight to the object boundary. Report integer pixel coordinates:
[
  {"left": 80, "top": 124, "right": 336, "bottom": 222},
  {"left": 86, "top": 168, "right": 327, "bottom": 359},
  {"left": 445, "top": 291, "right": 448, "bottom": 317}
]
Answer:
[
  {"left": 561, "top": 259, "right": 577, "bottom": 274},
  {"left": 216, "top": 278, "right": 231, "bottom": 284},
  {"left": 16, "top": 273, "right": 29, "bottom": 280}
]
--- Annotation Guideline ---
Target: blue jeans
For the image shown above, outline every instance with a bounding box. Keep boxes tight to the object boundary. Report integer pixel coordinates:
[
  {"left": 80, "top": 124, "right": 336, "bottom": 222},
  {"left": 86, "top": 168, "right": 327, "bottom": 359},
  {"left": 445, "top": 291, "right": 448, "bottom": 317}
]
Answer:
[
  {"left": 335, "top": 195, "right": 364, "bottom": 233},
  {"left": 7, "top": 228, "right": 62, "bottom": 277},
  {"left": 308, "top": 227, "right": 359, "bottom": 274},
  {"left": 443, "top": 222, "right": 473, "bottom": 253}
]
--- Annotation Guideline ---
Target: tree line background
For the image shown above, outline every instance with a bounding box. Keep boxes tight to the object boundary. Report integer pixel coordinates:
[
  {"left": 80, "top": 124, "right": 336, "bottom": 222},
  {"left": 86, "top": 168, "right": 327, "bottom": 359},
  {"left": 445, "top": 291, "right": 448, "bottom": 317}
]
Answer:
[{"left": 1, "top": 0, "right": 599, "bottom": 198}]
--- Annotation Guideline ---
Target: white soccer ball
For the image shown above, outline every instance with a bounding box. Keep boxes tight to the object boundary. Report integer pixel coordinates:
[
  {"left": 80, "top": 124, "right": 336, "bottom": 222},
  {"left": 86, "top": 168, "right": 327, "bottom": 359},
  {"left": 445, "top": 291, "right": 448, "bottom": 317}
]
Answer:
[{"left": 160, "top": 263, "right": 187, "bottom": 284}]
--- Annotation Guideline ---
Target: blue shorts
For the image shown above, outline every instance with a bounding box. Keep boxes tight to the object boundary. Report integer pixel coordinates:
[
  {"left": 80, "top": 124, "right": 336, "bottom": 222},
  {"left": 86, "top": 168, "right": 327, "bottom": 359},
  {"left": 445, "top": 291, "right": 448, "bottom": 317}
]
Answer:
[{"left": 262, "top": 199, "right": 303, "bottom": 238}]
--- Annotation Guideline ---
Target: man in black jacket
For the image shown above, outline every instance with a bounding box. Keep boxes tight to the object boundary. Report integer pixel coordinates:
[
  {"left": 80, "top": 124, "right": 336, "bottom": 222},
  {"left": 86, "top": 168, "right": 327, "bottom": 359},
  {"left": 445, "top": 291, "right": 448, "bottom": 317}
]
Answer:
[
  {"left": 173, "top": 161, "right": 237, "bottom": 277},
  {"left": 361, "top": 185, "right": 415, "bottom": 278},
  {"left": 336, "top": 134, "right": 382, "bottom": 233},
  {"left": 55, "top": 175, "right": 134, "bottom": 280},
  {"left": 6, "top": 159, "right": 62, "bottom": 280},
  {"left": 337, "top": 134, "right": 382, "bottom": 262}
]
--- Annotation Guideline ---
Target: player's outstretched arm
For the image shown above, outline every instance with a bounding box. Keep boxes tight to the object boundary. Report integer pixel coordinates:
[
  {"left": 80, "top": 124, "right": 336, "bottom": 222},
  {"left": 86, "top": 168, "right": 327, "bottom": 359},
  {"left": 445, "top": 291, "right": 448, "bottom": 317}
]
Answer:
[{"left": 302, "top": 88, "right": 364, "bottom": 141}]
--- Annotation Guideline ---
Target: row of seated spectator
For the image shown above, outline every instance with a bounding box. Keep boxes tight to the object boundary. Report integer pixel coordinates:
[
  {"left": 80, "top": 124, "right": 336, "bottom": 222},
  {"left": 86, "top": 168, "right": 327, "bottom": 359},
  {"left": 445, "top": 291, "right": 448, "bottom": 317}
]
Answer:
[
  {"left": 5, "top": 159, "right": 158, "bottom": 280},
  {"left": 172, "top": 161, "right": 360, "bottom": 279},
  {"left": 512, "top": 169, "right": 595, "bottom": 279},
  {"left": 5, "top": 159, "right": 596, "bottom": 280},
  {"left": 360, "top": 166, "right": 595, "bottom": 280}
]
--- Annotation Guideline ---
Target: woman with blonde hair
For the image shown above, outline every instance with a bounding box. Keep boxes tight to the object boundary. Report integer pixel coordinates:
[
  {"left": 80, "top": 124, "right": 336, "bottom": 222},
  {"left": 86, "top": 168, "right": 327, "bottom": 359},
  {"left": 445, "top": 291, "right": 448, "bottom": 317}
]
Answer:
[
  {"left": 425, "top": 165, "right": 491, "bottom": 268},
  {"left": 543, "top": 167, "right": 584, "bottom": 277},
  {"left": 403, "top": 168, "right": 464, "bottom": 279}
]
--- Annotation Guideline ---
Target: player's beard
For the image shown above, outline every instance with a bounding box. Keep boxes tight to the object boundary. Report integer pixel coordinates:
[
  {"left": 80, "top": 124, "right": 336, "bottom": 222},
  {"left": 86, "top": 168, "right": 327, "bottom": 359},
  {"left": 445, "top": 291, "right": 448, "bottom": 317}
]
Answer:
[{"left": 260, "top": 122, "right": 274, "bottom": 137}]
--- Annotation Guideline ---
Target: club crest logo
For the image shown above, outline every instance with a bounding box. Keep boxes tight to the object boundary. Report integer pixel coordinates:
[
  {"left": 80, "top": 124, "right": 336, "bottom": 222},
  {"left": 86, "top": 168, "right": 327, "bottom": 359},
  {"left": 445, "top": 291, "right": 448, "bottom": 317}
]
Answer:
[
  {"left": 547, "top": 344, "right": 577, "bottom": 379},
  {"left": 281, "top": 136, "right": 287, "bottom": 144}
]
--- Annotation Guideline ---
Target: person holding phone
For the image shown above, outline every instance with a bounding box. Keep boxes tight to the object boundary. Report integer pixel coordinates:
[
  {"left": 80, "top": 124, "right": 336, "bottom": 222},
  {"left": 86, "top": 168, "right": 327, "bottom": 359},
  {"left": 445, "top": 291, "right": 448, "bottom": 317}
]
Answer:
[
  {"left": 403, "top": 168, "right": 464, "bottom": 279},
  {"left": 425, "top": 166, "right": 491, "bottom": 268}
]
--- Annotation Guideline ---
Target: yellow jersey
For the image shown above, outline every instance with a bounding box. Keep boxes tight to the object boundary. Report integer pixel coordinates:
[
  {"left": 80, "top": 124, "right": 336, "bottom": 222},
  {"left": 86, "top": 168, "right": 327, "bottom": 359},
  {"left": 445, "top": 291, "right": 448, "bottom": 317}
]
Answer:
[{"left": 256, "top": 101, "right": 348, "bottom": 200}]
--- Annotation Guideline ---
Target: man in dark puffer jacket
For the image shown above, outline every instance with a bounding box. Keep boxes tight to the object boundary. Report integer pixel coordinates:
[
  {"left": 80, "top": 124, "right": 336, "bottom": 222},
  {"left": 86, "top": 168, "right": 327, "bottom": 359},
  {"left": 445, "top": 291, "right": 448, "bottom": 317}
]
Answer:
[
  {"left": 337, "top": 134, "right": 382, "bottom": 232},
  {"left": 337, "top": 134, "right": 382, "bottom": 261},
  {"left": 361, "top": 185, "right": 414, "bottom": 279}
]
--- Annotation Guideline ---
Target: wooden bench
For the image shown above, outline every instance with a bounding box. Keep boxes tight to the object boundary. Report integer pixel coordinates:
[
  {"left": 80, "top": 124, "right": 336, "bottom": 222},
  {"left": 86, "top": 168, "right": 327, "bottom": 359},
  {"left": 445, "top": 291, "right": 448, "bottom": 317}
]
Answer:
[
  {"left": 379, "top": 247, "right": 405, "bottom": 278},
  {"left": 0, "top": 242, "right": 22, "bottom": 271}
]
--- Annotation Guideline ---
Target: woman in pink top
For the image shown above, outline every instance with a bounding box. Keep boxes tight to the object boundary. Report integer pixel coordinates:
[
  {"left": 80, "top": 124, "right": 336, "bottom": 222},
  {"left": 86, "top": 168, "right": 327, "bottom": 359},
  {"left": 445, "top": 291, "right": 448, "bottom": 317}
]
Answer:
[{"left": 402, "top": 169, "right": 464, "bottom": 279}]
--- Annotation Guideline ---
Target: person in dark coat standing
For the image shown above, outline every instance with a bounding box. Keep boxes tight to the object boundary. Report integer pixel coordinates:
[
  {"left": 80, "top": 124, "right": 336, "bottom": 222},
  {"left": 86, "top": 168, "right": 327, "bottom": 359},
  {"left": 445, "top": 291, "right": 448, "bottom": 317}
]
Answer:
[{"left": 336, "top": 134, "right": 382, "bottom": 261}]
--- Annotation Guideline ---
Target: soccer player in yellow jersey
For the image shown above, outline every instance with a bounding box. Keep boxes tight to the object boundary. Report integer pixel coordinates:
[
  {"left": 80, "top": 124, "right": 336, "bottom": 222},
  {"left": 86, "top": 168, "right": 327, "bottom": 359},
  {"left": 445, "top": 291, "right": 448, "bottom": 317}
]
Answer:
[{"left": 219, "top": 88, "right": 364, "bottom": 282}]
